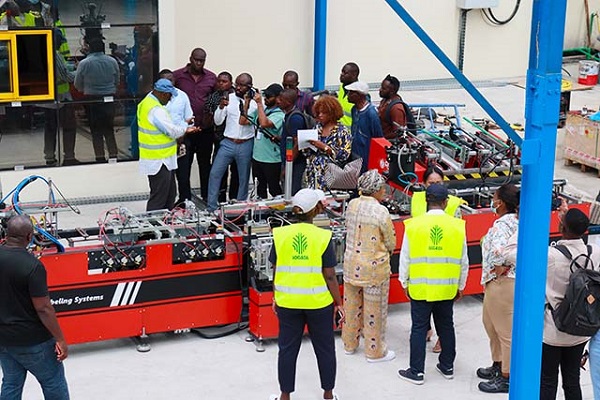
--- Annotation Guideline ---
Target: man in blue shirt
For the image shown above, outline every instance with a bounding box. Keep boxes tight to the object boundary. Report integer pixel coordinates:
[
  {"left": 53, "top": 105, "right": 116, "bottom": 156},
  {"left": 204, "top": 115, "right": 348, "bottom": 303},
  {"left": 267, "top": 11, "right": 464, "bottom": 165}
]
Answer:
[
  {"left": 277, "top": 89, "right": 307, "bottom": 195},
  {"left": 74, "top": 38, "right": 120, "bottom": 163},
  {"left": 346, "top": 81, "right": 383, "bottom": 173}
]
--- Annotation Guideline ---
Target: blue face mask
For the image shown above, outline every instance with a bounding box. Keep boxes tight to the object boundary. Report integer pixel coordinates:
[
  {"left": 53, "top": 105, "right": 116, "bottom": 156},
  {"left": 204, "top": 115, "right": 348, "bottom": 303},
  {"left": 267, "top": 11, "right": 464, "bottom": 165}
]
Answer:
[{"left": 28, "top": 0, "right": 40, "bottom": 4}]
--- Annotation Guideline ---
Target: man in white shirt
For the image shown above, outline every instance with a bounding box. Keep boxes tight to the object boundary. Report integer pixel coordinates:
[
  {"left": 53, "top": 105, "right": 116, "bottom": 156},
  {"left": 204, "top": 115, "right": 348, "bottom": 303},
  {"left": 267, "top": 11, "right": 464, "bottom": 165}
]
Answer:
[
  {"left": 138, "top": 79, "right": 198, "bottom": 211},
  {"left": 397, "top": 184, "right": 469, "bottom": 385},
  {"left": 206, "top": 73, "right": 257, "bottom": 212},
  {"left": 158, "top": 69, "right": 194, "bottom": 207}
]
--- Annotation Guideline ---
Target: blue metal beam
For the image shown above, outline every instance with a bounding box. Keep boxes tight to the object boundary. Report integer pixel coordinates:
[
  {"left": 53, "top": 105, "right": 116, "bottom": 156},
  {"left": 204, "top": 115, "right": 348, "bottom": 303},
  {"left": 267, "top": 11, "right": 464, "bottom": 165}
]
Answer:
[
  {"left": 511, "top": 0, "right": 567, "bottom": 398},
  {"left": 313, "top": 0, "right": 327, "bottom": 91},
  {"left": 382, "top": 0, "right": 522, "bottom": 147}
]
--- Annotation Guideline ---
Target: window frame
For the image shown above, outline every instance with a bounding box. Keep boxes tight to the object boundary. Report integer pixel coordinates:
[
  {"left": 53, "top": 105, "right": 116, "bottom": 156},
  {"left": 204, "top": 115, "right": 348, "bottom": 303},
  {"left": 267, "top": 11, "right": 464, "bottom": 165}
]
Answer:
[{"left": 0, "top": 29, "right": 55, "bottom": 102}]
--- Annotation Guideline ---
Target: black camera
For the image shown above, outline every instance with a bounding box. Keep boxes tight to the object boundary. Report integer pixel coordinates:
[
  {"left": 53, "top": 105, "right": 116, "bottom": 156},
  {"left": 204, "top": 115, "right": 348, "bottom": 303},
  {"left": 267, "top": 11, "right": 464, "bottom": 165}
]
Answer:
[{"left": 246, "top": 87, "right": 255, "bottom": 99}]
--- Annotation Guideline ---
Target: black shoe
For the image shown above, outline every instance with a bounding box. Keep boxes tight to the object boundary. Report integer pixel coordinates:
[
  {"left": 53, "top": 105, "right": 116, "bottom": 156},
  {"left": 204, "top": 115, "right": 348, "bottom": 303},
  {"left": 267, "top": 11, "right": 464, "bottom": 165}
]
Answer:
[
  {"left": 477, "top": 362, "right": 501, "bottom": 380},
  {"left": 397, "top": 368, "right": 424, "bottom": 385},
  {"left": 478, "top": 375, "right": 509, "bottom": 393},
  {"left": 45, "top": 158, "right": 58, "bottom": 166},
  {"left": 95, "top": 157, "right": 107, "bottom": 163},
  {"left": 62, "top": 158, "right": 82, "bottom": 166},
  {"left": 436, "top": 363, "right": 454, "bottom": 380}
]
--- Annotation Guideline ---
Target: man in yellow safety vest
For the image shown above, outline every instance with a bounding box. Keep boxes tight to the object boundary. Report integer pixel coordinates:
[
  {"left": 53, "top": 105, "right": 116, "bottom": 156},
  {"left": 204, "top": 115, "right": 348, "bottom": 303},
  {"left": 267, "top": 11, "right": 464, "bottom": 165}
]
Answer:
[
  {"left": 337, "top": 62, "right": 360, "bottom": 127},
  {"left": 397, "top": 184, "right": 469, "bottom": 385},
  {"left": 137, "top": 79, "right": 198, "bottom": 211},
  {"left": 269, "top": 188, "right": 345, "bottom": 400}
]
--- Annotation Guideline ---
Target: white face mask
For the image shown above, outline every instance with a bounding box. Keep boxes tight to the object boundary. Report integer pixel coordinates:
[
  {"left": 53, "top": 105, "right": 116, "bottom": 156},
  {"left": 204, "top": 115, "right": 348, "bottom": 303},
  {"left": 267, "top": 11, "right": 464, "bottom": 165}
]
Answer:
[{"left": 490, "top": 199, "right": 497, "bottom": 214}]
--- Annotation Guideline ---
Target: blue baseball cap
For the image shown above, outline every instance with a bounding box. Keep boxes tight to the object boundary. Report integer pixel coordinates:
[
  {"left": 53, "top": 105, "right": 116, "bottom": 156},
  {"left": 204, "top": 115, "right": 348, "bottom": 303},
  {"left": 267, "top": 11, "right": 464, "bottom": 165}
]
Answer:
[
  {"left": 154, "top": 78, "right": 178, "bottom": 97},
  {"left": 426, "top": 184, "right": 448, "bottom": 202}
]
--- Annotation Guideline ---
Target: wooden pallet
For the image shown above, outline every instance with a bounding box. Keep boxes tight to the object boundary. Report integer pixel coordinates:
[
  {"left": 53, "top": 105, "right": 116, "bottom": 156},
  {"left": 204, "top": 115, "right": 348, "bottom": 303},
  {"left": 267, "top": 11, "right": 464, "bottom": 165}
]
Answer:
[{"left": 564, "top": 157, "right": 600, "bottom": 177}]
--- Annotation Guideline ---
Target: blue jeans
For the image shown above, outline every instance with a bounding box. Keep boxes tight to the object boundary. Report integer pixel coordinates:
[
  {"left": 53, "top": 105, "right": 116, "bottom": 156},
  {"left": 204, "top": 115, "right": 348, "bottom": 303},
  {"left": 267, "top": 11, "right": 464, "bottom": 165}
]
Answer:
[
  {"left": 590, "top": 332, "right": 600, "bottom": 400},
  {"left": 207, "top": 138, "right": 253, "bottom": 211},
  {"left": 409, "top": 299, "right": 456, "bottom": 374},
  {"left": 0, "top": 339, "right": 69, "bottom": 400}
]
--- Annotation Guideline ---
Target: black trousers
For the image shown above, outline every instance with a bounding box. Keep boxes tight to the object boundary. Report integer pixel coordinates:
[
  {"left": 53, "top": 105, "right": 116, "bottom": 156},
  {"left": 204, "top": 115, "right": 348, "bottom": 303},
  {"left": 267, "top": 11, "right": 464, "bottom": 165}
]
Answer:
[
  {"left": 540, "top": 342, "right": 586, "bottom": 400},
  {"left": 88, "top": 101, "right": 117, "bottom": 160},
  {"left": 147, "top": 165, "right": 176, "bottom": 211},
  {"left": 409, "top": 299, "right": 456, "bottom": 373},
  {"left": 43, "top": 105, "right": 77, "bottom": 163},
  {"left": 252, "top": 160, "right": 282, "bottom": 199},
  {"left": 176, "top": 129, "right": 214, "bottom": 201},
  {"left": 276, "top": 304, "right": 336, "bottom": 394},
  {"left": 212, "top": 138, "right": 238, "bottom": 202}
]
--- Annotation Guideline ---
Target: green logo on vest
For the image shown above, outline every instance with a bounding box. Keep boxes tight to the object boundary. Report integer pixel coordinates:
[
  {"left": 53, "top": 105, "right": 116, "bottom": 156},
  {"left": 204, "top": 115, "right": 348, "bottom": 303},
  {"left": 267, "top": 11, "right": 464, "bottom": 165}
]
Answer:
[
  {"left": 292, "top": 233, "right": 309, "bottom": 260},
  {"left": 429, "top": 225, "right": 443, "bottom": 250}
]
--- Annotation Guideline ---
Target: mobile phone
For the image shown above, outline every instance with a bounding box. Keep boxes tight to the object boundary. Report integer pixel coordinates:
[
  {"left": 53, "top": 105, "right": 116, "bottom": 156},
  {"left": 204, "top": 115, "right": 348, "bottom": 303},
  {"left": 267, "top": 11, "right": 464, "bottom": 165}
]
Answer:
[{"left": 334, "top": 310, "right": 343, "bottom": 328}]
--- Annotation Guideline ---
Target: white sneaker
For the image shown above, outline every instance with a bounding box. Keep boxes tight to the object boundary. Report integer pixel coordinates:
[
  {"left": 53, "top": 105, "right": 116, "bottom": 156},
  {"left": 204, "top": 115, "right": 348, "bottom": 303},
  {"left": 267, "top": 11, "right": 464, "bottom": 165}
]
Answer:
[
  {"left": 367, "top": 350, "right": 396, "bottom": 363},
  {"left": 344, "top": 348, "right": 356, "bottom": 355}
]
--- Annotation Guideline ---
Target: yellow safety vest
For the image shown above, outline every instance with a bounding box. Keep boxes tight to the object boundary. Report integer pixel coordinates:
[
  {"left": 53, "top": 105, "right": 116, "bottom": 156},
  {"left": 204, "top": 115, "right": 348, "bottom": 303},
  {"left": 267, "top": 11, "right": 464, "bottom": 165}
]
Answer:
[
  {"left": 338, "top": 83, "right": 353, "bottom": 127},
  {"left": 411, "top": 191, "right": 465, "bottom": 218},
  {"left": 137, "top": 94, "right": 177, "bottom": 160},
  {"left": 0, "top": 12, "right": 35, "bottom": 26},
  {"left": 273, "top": 223, "right": 333, "bottom": 309},
  {"left": 404, "top": 213, "right": 465, "bottom": 301}
]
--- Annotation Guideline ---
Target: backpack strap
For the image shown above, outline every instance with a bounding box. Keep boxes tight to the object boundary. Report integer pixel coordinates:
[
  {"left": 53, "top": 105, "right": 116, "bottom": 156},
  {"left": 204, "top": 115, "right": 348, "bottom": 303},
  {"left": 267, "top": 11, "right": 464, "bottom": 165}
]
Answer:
[
  {"left": 385, "top": 99, "right": 404, "bottom": 125},
  {"left": 554, "top": 244, "right": 573, "bottom": 261}
]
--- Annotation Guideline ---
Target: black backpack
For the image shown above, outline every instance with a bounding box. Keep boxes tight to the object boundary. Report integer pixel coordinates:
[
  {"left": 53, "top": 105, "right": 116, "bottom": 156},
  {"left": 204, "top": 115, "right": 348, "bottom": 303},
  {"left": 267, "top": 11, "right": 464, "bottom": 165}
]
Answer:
[
  {"left": 385, "top": 99, "right": 417, "bottom": 135},
  {"left": 549, "top": 244, "right": 600, "bottom": 336},
  {"left": 285, "top": 109, "right": 316, "bottom": 132}
]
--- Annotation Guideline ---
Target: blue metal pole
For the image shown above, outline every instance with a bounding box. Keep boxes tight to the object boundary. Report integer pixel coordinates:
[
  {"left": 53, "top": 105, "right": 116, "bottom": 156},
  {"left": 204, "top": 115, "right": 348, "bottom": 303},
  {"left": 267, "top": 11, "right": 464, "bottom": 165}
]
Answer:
[
  {"left": 510, "top": 0, "right": 567, "bottom": 398},
  {"left": 382, "top": 0, "right": 521, "bottom": 146},
  {"left": 313, "top": 0, "right": 327, "bottom": 91}
]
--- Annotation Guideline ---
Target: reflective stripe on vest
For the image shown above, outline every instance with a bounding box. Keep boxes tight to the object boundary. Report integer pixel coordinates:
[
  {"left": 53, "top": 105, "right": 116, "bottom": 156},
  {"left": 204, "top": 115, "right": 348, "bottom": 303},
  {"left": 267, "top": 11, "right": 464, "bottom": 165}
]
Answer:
[
  {"left": 404, "top": 213, "right": 466, "bottom": 301},
  {"left": 137, "top": 94, "right": 177, "bottom": 160},
  {"left": 410, "top": 191, "right": 465, "bottom": 218},
  {"left": 409, "top": 256, "right": 462, "bottom": 265},
  {"left": 275, "top": 266, "right": 323, "bottom": 274},
  {"left": 275, "top": 285, "right": 329, "bottom": 295},
  {"left": 338, "top": 84, "right": 353, "bottom": 127},
  {"left": 273, "top": 223, "right": 333, "bottom": 309}
]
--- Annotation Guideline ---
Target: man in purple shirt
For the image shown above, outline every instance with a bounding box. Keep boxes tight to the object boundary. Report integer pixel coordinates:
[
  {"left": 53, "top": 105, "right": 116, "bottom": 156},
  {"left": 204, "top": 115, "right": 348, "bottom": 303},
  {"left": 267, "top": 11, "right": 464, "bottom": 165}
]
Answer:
[
  {"left": 173, "top": 48, "right": 217, "bottom": 203},
  {"left": 282, "top": 70, "right": 314, "bottom": 117}
]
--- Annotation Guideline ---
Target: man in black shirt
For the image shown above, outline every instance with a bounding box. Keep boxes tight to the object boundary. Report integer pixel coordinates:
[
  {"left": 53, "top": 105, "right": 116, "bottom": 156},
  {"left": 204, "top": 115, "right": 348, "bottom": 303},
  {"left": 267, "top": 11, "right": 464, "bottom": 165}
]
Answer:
[{"left": 0, "top": 215, "right": 69, "bottom": 399}]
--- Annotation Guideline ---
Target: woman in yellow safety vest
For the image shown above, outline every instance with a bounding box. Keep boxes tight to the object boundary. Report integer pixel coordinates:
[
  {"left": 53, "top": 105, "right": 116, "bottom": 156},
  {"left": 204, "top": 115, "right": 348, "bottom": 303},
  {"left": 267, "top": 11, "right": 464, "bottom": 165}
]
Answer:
[{"left": 411, "top": 166, "right": 465, "bottom": 219}]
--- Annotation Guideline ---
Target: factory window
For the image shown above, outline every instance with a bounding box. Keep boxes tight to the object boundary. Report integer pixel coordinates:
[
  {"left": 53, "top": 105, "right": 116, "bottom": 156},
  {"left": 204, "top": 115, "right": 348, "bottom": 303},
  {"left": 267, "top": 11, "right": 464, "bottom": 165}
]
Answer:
[{"left": 0, "top": 0, "right": 159, "bottom": 170}]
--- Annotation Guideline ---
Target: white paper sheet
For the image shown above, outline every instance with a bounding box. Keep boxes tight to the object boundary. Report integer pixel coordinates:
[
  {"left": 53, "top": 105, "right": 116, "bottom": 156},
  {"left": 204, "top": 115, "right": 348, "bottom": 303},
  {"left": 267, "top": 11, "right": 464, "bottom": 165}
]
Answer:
[{"left": 297, "top": 129, "right": 319, "bottom": 151}]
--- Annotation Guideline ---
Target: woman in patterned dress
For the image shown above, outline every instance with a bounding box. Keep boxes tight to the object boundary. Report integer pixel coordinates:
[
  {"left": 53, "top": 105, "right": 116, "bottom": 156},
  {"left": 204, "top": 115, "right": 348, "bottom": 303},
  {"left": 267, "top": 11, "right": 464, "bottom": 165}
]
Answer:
[
  {"left": 302, "top": 96, "right": 352, "bottom": 190},
  {"left": 341, "top": 170, "right": 397, "bottom": 362}
]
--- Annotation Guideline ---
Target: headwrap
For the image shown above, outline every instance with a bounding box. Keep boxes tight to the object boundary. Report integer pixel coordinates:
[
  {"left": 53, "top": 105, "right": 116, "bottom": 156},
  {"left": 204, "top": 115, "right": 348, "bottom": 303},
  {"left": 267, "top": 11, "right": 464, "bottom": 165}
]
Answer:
[{"left": 357, "top": 169, "right": 386, "bottom": 196}]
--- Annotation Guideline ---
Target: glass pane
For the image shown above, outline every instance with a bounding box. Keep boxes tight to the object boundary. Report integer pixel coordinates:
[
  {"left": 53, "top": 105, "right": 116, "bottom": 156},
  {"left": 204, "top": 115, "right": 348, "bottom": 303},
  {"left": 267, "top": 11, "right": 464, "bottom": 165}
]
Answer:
[
  {"left": 61, "top": 25, "right": 157, "bottom": 101},
  {"left": 56, "top": 0, "right": 158, "bottom": 26},
  {"left": 0, "top": 99, "right": 137, "bottom": 170},
  {"left": 0, "top": 40, "right": 12, "bottom": 93},
  {"left": 17, "top": 34, "right": 49, "bottom": 96}
]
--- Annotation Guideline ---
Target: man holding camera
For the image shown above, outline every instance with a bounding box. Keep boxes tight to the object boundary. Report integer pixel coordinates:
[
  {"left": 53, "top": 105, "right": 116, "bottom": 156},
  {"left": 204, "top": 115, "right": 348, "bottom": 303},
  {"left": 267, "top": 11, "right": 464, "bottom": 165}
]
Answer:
[
  {"left": 206, "top": 73, "right": 257, "bottom": 212},
  {"left": 243, "top": 83, "right": 285, "bottom": 199}
]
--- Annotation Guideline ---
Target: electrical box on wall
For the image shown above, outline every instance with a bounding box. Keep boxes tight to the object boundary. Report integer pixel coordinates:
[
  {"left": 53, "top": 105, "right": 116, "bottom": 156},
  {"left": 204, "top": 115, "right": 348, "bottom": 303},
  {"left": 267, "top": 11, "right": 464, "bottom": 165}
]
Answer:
[{"left": 456, "top": 0, "right": 499, "bottom": 9}]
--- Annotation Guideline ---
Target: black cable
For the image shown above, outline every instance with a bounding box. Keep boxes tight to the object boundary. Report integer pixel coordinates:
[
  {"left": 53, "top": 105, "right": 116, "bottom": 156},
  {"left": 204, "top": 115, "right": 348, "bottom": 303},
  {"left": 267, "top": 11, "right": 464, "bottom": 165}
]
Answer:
[
  {"left": 485, "top": 0, "right": 521, "bottom": 25},
  {"left": 192, "top": 231, "right": 248, "bottom": 339}
]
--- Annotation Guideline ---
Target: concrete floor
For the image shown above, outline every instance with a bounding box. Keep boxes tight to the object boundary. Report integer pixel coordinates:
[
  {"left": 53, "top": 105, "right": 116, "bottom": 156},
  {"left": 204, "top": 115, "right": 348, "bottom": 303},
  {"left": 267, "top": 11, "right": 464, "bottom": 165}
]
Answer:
[{"left": 3, "top": 73, "right": 600, "bottom": 400}]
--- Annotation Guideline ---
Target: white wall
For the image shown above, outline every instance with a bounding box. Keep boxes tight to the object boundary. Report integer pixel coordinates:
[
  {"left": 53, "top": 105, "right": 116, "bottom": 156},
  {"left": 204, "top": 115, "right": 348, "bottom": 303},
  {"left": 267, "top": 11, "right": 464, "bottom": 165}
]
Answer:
[{"left": 158, "top": 0, "right": 596, "bottom": 88}]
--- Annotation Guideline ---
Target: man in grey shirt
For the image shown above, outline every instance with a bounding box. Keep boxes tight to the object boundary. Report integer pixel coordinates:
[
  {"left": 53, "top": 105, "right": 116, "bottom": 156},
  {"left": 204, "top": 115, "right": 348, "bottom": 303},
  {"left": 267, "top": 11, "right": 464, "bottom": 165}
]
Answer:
[{"left": 74, "top": 38, "right": 120, "bottom": 162}]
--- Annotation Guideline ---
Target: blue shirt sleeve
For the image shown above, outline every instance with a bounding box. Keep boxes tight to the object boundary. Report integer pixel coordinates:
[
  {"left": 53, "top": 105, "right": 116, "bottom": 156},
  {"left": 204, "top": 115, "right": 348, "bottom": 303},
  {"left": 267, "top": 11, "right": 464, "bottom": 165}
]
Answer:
[{"left": 369, "top": 106, "right": 384, "bottom": 138}]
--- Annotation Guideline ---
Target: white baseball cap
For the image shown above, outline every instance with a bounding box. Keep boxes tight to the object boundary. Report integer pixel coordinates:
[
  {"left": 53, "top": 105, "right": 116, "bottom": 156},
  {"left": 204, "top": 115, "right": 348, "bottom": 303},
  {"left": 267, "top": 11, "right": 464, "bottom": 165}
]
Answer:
[
  {"left": 292, "top": 189, "right": 320, "bottom": 214},
  {"left": 345, "top": 81, "right": 370, "bottom": 94}
]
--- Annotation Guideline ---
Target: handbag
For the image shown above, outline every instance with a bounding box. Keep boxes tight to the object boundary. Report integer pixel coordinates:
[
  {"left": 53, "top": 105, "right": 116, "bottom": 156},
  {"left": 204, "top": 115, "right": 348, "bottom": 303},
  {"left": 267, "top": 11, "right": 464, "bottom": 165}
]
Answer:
[{"left": 324, "top": 156, "right": 363, "bottom": 190}]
